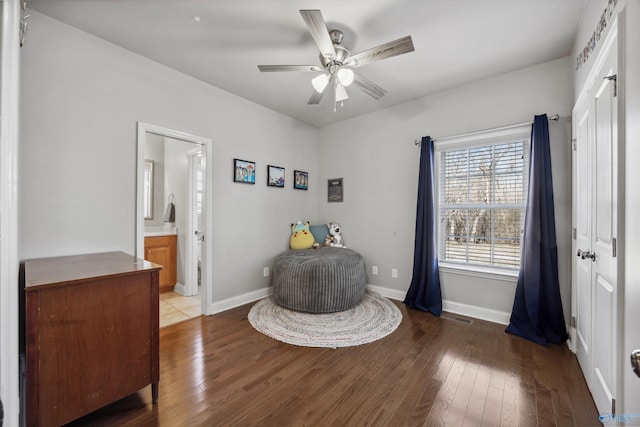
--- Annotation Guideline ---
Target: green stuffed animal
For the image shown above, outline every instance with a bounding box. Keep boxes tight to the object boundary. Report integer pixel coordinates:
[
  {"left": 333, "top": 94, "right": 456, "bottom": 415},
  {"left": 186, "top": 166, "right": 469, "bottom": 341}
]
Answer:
[{"left": 290, "top": 221, "right": 315, "bottom": 250}]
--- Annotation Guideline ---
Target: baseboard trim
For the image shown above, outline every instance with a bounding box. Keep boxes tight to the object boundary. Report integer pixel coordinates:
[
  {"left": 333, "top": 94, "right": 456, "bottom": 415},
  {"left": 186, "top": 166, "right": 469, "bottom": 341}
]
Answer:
[
  {"left": 367, "top": 284, "right": 510, "bottom": 325},
  {"left": 442, "top": 300, "right": 510, "bottom": 325},
  {"left": 210, "top": 286, "right": 272, "bottom": 314},
  {"left": 173, "top": 282, "right": 186, "bottom": 295},
  {"left": 366, "top": 284, "right": 406, "bottom": 301},
  {"left": 207, "top": 284, "right": 510, "bottom": 326},
  {"left": 208, "top": 285, "right": 399, "bottom": 315}
]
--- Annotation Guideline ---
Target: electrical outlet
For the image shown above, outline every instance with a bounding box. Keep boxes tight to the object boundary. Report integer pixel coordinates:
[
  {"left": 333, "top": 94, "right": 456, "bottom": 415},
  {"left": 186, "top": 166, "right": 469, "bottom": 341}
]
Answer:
[
  {"left": 391, "top": 268, "right": 398, "bottom": 279},
  {"left": 263, "top": 267, "right": 269, "bottom": 277},
  {"left": 372, "top": 266, "right": 378, "bottom": 275}
]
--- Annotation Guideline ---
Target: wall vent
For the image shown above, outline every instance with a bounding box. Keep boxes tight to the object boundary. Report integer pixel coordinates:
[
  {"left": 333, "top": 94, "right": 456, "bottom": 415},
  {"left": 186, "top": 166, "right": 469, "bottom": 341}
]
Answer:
[{"left": 441, "top": 313, "right": 473, "bottom": 325}]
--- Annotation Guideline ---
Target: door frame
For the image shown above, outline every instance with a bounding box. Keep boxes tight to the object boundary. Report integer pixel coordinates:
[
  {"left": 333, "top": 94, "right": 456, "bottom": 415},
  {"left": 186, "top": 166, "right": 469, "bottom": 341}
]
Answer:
[
  {"left": 1, "top": 1, "right": 22, "bottom": 425},
  {"left": 136, "top": 122, "right": 214, "bottom": 315}
]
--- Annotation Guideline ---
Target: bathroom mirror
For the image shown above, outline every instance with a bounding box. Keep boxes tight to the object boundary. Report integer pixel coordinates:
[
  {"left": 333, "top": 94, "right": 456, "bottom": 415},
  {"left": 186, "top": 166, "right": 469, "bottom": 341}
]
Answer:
[{"left": 143, "top": 160, "right": 154, "bottom": 219}]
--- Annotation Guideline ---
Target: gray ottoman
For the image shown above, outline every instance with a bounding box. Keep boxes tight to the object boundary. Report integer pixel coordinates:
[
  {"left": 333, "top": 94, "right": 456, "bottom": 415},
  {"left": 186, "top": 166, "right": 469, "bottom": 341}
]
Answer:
[{"left": 272, "top": 247, "right": 367, "bottom": 313}]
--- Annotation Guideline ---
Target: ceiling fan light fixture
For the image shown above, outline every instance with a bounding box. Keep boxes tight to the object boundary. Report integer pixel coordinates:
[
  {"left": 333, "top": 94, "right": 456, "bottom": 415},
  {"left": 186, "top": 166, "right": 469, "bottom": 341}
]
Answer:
[
  {"left": 311, "top": 73, "right": 330, "bottom": 93},
  {"left": 337, "top": 68, "right": 354, "bottom": 87},
  {"left": 258, "top": 10, "right": 415, "bottom": 110},
  {"left": 335, "top": 83, "right": 349, "bottom": 102}
]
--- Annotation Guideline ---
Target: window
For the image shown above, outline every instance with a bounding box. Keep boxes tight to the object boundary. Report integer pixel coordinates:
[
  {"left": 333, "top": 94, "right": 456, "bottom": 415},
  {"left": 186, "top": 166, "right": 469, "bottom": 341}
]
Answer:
[{"left": 437, "top": 129, "right": 529, "bottom": 270}]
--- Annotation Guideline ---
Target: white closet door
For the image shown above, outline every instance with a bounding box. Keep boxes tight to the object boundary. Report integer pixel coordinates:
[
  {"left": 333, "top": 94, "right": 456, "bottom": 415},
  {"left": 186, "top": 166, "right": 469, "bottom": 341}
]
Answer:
[{"left": 572, "top": 28, "right": 619, "bottom": 417}]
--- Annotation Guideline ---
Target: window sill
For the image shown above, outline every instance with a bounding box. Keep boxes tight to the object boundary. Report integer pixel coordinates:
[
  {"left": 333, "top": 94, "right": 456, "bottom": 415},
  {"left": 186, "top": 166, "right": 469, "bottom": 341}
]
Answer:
[{"left": 438, "top": 262, "right": 519, "bottom": 283}]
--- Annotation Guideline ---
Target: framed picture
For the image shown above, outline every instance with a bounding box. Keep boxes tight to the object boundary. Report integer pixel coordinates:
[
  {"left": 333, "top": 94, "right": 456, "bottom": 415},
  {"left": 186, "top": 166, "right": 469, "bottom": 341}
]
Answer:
[
  {"left": 267, "top": 165, "right": 285, "bottom": 187},
  {"left": 294, "top": 170, "right": 308, "bottom": 190},
  {"left": 328, "top": 178, "right": 343, "bottom": 202},
  {"left": 233, "top": 158, "right": 256, "bottom": 184}
]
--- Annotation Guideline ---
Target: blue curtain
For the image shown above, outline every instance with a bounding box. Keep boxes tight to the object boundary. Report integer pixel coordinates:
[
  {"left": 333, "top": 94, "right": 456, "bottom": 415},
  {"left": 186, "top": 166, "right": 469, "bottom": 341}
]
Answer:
[
  {"left": 404, "top": 136, "right": 442, "bottom": 316},
  {"left": 506, "top": 114, "right": 568, "bottom": 345}
]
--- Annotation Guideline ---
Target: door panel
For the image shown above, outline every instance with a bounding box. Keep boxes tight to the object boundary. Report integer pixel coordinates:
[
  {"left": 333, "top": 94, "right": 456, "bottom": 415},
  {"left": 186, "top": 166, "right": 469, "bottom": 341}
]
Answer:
[
  {"left": 576, "top": 111, "right": 590, "bottom": 242},
  {"left": 576, "top": 261, "right": 591, "bottom": 362},
  {"left": 595, "top": 275, "right": 614, "bottom": 387},
  {"left": 594, "top": 80, "right": 613, "bottom": 245},
  {"left": 593, "top": 274, "right": 615, "bottom": 413}
]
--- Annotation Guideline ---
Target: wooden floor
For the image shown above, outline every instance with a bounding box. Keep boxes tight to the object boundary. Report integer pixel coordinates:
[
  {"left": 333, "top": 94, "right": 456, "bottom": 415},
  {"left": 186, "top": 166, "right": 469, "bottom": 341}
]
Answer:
[{"left": 66, "top": 300, "right": 600, "bottom": 427}]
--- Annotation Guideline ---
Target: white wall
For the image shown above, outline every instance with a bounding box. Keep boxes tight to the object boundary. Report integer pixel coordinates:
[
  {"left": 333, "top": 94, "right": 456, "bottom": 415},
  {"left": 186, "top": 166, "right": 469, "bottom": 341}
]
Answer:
[
  {"left": 317, "top": 57, "right": 574, "bottom": 323},
  {"left": 19, "top": 11, "right": 318, "bottom": 302}
]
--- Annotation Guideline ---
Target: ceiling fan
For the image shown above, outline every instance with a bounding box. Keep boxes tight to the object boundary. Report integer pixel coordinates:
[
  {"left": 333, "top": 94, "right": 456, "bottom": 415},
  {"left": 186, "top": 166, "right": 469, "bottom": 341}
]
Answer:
[{"left": 258, "top": 10, "right": 415, "bottom": 109}]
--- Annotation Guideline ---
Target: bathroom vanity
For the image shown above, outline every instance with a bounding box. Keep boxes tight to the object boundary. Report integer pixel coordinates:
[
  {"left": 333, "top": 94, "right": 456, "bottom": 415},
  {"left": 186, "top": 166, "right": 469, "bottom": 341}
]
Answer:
[{"left": 144, "top": 233, "right": 177, "bottom": 291}]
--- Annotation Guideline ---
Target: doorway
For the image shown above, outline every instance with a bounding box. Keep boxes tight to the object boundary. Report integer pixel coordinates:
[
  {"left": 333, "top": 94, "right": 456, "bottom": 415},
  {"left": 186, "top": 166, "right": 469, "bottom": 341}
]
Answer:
[{"left": 136, "top": 122, "right": 213, "bottom": 321}]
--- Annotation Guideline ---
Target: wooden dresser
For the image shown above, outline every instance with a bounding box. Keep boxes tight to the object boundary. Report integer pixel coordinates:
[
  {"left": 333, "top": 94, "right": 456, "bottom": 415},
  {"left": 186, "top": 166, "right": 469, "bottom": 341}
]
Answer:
[
  {"left": 24, "top": 252, "right": 161, "bottom": 427},
  {"left": 144, "top": 234, "right": 177, "bottom": 291}
]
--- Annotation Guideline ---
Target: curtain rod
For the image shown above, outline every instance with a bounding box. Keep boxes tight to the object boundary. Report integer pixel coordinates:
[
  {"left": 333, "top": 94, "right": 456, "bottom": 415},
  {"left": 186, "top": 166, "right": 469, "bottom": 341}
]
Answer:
[{"left": 414, "top": 113, "right": 560, "bottom": 145}]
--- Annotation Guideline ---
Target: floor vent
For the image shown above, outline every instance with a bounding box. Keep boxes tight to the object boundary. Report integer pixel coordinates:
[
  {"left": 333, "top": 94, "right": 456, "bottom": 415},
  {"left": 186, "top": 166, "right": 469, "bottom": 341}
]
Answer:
[{"left": 441, "top": 313, "right": 473, "bottom": 325}]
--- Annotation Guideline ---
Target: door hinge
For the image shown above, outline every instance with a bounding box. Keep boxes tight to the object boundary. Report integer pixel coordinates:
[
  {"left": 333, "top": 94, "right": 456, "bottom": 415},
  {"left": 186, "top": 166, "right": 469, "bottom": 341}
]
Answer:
[
  {"left": 571, "top": 138, "right": 577, "bottom": 151},
  {"left": 604, "top": 74, "right": 617, "bottom": 97},
  {"left": 572, "top": 228, "right": 576, "bottom": 239},
  {"left": 612, "top": 237, "right": 617, "bottom": 257},
  {"left": 571, "top": 316, "right": 576, "bottom": 328},
  {"left": 612, "top": 398, "right": 616, "bottom": 416}
]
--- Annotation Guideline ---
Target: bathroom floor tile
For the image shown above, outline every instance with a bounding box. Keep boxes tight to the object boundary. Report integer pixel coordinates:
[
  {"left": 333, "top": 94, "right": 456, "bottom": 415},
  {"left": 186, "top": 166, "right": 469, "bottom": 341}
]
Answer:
[{"left": 159, "top": 291, "right": 201, "bottom": 328}]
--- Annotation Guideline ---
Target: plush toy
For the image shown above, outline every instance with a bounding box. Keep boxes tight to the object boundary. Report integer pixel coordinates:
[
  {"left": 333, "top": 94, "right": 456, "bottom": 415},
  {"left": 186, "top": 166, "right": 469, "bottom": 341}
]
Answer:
[
  {"left": 290, "top": 221, "right": 315, "bottom": 250},
  {"left": 323, "top": 235, "right": 333, "bottom": 246},
  {"left": 327, "top": 222, "right": 347, "bottom": 248}
]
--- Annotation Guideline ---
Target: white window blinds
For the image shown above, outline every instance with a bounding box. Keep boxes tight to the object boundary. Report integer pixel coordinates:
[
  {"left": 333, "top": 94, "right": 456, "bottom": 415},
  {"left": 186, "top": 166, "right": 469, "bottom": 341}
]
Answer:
[{"left": 438, "top": 136, "right": 529, "bottom": 269}]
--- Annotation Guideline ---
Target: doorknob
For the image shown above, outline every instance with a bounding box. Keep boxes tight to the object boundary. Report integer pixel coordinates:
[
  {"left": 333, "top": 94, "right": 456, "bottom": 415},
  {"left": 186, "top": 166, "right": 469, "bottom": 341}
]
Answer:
[
  {"left": 632, "top": 350, "right": 640, "bottom": 378},
  {"left": 580, "top": 249, "right": 596, "bottom": 261}
]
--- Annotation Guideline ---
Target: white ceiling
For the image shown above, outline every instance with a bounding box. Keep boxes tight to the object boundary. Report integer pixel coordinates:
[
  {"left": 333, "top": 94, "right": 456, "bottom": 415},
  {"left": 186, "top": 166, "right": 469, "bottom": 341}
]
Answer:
[{"left": 28, "top": 0, "right": 586, "bottom": 128}]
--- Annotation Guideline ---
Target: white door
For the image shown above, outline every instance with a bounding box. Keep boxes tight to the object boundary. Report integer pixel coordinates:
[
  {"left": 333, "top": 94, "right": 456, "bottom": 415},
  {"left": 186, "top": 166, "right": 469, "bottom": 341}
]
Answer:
[
  {"left": 572, "top": 31, "right": 618, "bottom": 416},
  {"left": 187, "top": 149, "right": 204, "bottom": 297}
]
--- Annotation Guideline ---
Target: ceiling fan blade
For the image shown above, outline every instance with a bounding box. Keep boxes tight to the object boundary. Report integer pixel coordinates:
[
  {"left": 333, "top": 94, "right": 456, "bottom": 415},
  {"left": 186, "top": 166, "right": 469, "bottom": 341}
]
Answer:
[
  {"left": 347, "top": 36, "right": 414, "bottom": 68},
  {"left": 300, "top": 10, "right": 336, "bottom": 60},
  {"left": 258, "top": 65, "right": 324, "bottom": 72},
  {"left": 308, "top": 90, "right": 325, "bottom": 105},
  {"left": 353, "top": 73, "right": 388, "bottom": 99}
]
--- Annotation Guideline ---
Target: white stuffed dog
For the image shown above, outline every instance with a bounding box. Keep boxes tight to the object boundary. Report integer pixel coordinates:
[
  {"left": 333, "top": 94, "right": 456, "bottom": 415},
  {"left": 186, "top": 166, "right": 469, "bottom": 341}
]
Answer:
[{"left": 327, "top": 222, "right": 347, "bottom": 248}]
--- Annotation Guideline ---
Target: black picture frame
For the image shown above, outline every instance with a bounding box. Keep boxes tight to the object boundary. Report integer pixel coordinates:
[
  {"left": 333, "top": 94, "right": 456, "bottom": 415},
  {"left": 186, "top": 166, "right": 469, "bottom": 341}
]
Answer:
[
  {"left": 233, "top": 158, "right": 256, "bottom": 184},
  {"left": 294, "top": 170, "right": 308, "bottom": 190},
  {"left": 267, "top": 165, "right": 285, "bottom": 187},
  {"left": 328, "top": 178, "right": 343, "bottom": 202}
]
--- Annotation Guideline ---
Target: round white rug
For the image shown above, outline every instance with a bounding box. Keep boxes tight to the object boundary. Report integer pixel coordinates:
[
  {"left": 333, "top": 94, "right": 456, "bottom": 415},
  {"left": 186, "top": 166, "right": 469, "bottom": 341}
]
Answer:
[{"left": 248, "top": 291, "right": 402, "bottom": 348}]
